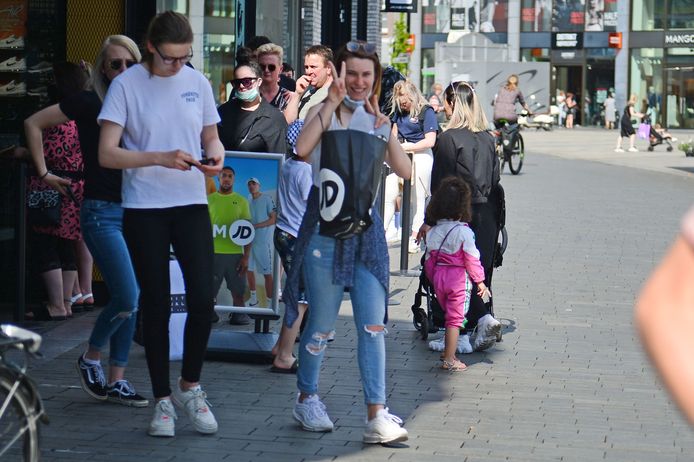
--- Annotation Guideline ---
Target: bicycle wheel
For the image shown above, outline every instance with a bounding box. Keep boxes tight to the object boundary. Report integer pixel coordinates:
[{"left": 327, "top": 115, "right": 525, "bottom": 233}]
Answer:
[
  {"left": 508, "top": 134, "right": 524, "bottom": 175},
  {"left": 0, "top": 374, "right": 40, "bottom": 462},
  {"left": 497, "top": 145, "right": 506, "bottom": 173}
]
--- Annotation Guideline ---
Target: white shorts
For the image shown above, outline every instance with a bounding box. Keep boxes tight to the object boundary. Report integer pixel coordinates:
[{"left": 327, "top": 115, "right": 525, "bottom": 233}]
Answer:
[{"left": 249, "top": 234, "right": 273, "bottom": 275}]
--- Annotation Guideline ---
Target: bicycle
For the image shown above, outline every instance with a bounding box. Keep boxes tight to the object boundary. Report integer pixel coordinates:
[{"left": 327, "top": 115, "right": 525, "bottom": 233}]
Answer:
[
  {"left": 494, "top": 119, "right": 525, "bottom": 175},
  {"left": 0, "top": 324, "right": 48, "bottom": 461}
]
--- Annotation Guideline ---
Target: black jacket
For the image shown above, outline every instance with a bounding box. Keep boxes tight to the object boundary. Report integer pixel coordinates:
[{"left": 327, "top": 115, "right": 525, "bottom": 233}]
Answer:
[
  {"left": 430, "top": 127, "right": 499, "bottom": 205},
  {"left": 217, "top": 98, "right": 288, "bottom": 154}
]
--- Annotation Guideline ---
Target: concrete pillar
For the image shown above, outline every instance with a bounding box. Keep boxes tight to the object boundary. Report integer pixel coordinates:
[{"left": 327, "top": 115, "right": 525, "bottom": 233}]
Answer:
[
  {"left": 614, "top": 0, "right": 629, "bottom": 113},
  {"left": 507, "top": 0, "right": 520, "bottom": 62},
  {"left": 188, "top": 0, "right": 204, "bottom": 71},
  {"left": 408, "top": 2, "right": 422, "bottom": 89}
]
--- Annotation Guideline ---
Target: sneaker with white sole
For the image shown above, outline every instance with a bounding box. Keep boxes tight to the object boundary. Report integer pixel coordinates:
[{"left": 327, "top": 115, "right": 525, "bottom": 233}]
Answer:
[
  {"left": 0, "top": 56, "right": 25, "bottom": 71},
  {"left": 76, "top": 355, "right": 108, "bottom": 401},
  {"left": 293, "top": 394, "right": 334, "bottom": 432},
  {"left": 0, "top": 35, "right": 24, "bottom": 49},
  {"left": 628, "top": 147, "right": 639, "bottom": 152},
  {"left": 107, "top": 380, "right": 149, "bottom": 407},
  {"left": 171, "top": 379, "right": 218, "bottom": 434},
  {"left": 614, "top": 148, "right": 624, "bottom": 152},
  {"left": 148, "top": 399, "right": 177, "bottom": 437},
  {"left": 363, "top": 408, "right": 408, "bottom": 444},
  {"left": 428, "top": 337, "right": 445, "bottom": 352},
  {"left": 408, "top": 238, "right": 421, "bottom": 254},
  {"left": 247, "top": 296, "right": 259, "bottom": 307},
  {"left": 472, "top": 314, "right": 501, "bottom": 352},
  {"left": 457, "top": 334, "right": 473, "bottom": 354}
]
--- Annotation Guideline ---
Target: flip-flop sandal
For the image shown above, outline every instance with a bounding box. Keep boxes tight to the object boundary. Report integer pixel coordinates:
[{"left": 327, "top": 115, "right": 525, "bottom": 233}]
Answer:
[
  {"left": 269, "top": 359, "right": 299, "bottom": 374},
  {"left": 441, "top": 359, "right": 467, "bottom": 372}
]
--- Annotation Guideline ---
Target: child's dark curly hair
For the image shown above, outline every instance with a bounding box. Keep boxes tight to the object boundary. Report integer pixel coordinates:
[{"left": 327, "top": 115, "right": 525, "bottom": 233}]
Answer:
[{"left": 426, "top": 177, "right": 472, "bottom": 223}]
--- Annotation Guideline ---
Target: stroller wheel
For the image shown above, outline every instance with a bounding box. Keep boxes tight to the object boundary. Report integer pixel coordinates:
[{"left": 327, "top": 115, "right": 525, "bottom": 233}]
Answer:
[
  {"left": 647, "top": 145, "right": 654, "bottom": 151},
  {"left": 420, "top": 316, "right": 429, "bottom": 340},
  {"left": 411, "top": 306, "right": 427, "bottom": 332},
  {"left": 667, "top": 146, "right": 673, "bottom": 152}
]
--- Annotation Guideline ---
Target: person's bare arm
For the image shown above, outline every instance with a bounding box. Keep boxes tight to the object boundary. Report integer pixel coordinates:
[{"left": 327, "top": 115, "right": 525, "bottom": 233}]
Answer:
[
  {"left": 636, "top": 224, "right": 694, "bottom": 426},
  {"left": 200, "top": 124, "right": 224, "bottom": 176},
  {"left": 23, "top": 104, "right": 72, "bottom": 194},
  {"left": 401, "top": 131, "right": 437, "bottom": 152},
  {"left": 254, "top": 210, "right": 277, "bottom": 229}
]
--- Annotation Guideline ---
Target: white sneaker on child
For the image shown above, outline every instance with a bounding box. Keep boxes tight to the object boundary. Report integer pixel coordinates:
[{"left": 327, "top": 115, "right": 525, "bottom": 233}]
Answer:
[{"left": 363, "top": 408, "right": 409, "bottom": 444}]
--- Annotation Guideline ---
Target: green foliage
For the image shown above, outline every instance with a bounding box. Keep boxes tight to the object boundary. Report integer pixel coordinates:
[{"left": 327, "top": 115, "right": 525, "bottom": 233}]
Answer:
[{"left": 391, "top": 13, "right": 409, "bottom": 75}]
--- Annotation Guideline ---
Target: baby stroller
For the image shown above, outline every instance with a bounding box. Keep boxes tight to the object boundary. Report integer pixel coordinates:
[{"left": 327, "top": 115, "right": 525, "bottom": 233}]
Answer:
[
  {"left": 411, "top": 184, "right": 508, "bottom": 341},
  {"left": 644, "top": 115, "right": 674, "bottom": 152}
]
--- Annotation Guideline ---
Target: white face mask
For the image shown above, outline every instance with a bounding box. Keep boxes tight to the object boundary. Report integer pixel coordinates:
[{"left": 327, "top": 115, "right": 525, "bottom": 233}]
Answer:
[
  {"left": 236, "top": 87, "right": 259, "bottom": 102},
  {"left": 342, "top": 94, "right": 367, "bottom": 111}
]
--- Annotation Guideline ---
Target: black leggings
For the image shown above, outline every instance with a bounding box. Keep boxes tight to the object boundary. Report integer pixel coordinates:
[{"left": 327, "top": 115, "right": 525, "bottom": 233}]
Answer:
[
  {"left": 464, "top": 199, "right": 499, "bottom": 331},
  {"left": 123, "top": 205, "right": 214, "bottom": 398},
  {"left": 32, "top": 232, "right": 77, "bottom": 273}
]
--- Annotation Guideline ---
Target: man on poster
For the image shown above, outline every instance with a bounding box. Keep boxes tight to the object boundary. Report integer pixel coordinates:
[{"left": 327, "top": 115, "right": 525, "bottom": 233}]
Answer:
[
  {"left": 208, "top": 166, "right": 254, "bottom": 325},
  {"left": 246, "top": 177, "right": 276, "bottom": 307}
]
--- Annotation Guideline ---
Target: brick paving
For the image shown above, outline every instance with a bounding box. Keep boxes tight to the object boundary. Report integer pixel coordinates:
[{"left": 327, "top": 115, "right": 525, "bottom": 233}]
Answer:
[{"left": 22, "top": 127, "right": 694, "bottom": 461}]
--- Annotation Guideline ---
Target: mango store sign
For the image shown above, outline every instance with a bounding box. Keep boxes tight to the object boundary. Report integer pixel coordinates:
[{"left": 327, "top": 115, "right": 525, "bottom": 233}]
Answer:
[{"left": 665, "top": 32, "right": 694, "bottom": 47}]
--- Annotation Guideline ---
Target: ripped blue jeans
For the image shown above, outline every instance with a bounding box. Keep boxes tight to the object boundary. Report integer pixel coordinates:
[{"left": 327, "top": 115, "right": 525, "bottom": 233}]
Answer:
[
  {"left": 81, "top": 200, "right": 139, "bottom": 367},
  {"left": 297, "top": 228, "right": 387, "bottom": 405}
]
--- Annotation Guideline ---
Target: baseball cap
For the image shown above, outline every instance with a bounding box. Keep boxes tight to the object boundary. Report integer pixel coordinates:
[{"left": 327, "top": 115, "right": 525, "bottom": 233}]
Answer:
[{"left": 248, "top": 177, "right": 260, "bottom": 185}]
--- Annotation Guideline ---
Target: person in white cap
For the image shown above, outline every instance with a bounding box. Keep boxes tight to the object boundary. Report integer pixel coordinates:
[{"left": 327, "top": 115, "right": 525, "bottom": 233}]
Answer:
[{"left": 246, "top": 177, "right": 276, "bottom": 306}]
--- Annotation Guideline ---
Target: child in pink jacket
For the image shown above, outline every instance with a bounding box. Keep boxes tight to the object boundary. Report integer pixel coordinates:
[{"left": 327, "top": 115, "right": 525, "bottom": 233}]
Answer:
[{"left": 424, "top": 177, "right": 490, "bottom": 372}]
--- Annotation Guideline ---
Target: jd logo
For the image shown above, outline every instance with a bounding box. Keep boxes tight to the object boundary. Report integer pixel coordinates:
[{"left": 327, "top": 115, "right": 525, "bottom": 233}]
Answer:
[
  {"left": 319, "top": 169, "right": 344, "bottom": 221},
  {"left": 213, "top": 219, "right": 255, "bottom": 246}
]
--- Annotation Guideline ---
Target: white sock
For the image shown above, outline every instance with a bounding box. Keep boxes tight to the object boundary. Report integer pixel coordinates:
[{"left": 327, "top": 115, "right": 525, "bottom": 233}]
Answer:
[
  {"left": 82, "top": 353, "right": 100, "bottom": 365},
  {"left": 250, "top": 290, "right": 257, "bottom": 298}
]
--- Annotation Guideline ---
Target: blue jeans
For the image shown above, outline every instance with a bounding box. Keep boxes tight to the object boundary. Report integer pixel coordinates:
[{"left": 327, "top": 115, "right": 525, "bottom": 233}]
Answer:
[
  {"left": 297, "top": 229, "right": 387, "bottom": 405},
  {"left": 81, "top": 200, "right": 139, "bottom": 367}
]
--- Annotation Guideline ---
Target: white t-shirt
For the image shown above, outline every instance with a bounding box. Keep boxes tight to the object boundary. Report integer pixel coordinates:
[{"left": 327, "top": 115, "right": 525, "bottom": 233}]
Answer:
[{"left": 98, "top": 64, "right": 220, "bottom": 209}]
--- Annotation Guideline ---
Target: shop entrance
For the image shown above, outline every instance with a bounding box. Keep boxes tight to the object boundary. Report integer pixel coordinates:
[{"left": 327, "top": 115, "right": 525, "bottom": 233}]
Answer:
[
  {"left": 586, "top": 60, "right": 615, "bottom": 127},
  {"left": 665, "top": 66, "right": 694, "bottom": 129},
  {"left": 554, "top": 65, "right": 583, "bottom": 125}
]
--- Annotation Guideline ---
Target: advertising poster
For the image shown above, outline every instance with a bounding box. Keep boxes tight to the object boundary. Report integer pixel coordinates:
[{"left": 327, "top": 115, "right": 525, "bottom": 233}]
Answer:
[
  {"left": 0, "top": 0, "right": 26, "bottom": 39},
  {"left": 209, "top": 151, "right": 283, "bottom": 316},
  {"left": 552, "top": 0, "right": 585, "bottom": 32},
  {"left": 585, "top": 0, "right": 604, "bottom": 31}
]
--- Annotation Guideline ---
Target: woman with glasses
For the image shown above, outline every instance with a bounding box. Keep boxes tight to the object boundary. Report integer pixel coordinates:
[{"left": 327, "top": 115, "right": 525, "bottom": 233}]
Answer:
[
  {"left": 98, "top": 11, "right": 224, "bottom": 438},
  {"left": 256, "top": 43, "right": 293, "bottom": 119},
  {"left": 23, "top": 35, "right": 149, "bottom": 407},
  {"left": 420, "top": 81, "right": 502, "bottom": 353},
  {"left": 284, "top": 40, "right": 410, "bottom": 444}
]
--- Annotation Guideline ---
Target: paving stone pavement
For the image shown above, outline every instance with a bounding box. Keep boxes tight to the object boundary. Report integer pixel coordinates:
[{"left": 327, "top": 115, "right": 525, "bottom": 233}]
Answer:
[{"left": 21, "top": 128, "right": 694, "bottom": 461}]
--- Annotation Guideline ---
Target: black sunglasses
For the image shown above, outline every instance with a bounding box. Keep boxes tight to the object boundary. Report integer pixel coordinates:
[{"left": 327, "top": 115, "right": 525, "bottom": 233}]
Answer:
[
  {"left": 346, "top": 41, "right": 376, "bottom": 55},
  {"left": 154, "top": 45, "right": 193, "bottom": 65},
  {"left": 109, "top": 59, "right": 137, "bottom": 71},
  {"left": 232, "top": 77, "right": 258, "bottom": 88},
  {"left": 260, "top": 63, "right": 277, "bottom": 72}
]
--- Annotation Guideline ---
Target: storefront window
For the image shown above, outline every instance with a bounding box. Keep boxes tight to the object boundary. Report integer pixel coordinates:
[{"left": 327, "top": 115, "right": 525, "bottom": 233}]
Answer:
[
  {"left": 205, "top": 0, "right": 235, "bottom": 17},
  {"left": 552, "top": 0, "right": 585, "bottom": 31},
  {"left": 158, "top": 0, "right": 188, "bottom": 14},
  {"left": 520, "top": 0, "right": 551, "bottom": 32},
  {"left": 421, "top": 48, "right": 436, "bottom": 96},
  {"left": 421, "top": 0, "right": 508, "bottom": 34},
  {"left": 203, "top": 33, "right": 235, "bottom": 104},
  {"left": 630, "top": 49, "right": 663, "bottom": 124},
  {"left": 665, "top": 48, "right": 694, "bottom": 128},
  {"left": 520, "top": 48, "right": 550, "bottom": 61},
  {"left": 669, "top": 0, "right": 694, "bottom": 29},
  {"left": 631, "top": 0, "right": 665, "bottom": 31}
]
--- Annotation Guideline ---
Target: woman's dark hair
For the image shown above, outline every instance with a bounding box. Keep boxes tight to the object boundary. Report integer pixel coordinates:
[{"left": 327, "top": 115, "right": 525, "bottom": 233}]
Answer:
[
  {"left": 143, "top": 11, "right": 193, "bottom": 65},
  {"left": 49, "top": 61, "right": 89, "bottom": 104},
  {"left": 234, "top": 60, "right": 262, "bottom": 79},
  {"left": 426, "top": 177, "right": 472, "bottom": 223}
]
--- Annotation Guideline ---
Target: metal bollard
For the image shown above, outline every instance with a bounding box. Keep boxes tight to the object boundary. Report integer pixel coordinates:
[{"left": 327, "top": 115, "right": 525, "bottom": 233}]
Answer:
[{"left": 392, "top": 152, "right": 420, "bottom": 277}]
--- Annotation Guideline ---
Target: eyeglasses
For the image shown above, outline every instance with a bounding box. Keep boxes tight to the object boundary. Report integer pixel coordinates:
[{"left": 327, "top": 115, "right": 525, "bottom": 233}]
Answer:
[
  {"left": 346, "top": 41, "right": 376, "bottom": 55},
  {"left": 154, "top": 45, "right": 193, "bottom": 65},
  {"left": 232, "top": 77, "right": 258, "bottom": 88},
  {"left": 260, "top": 63, "right": 277, "bottom": 72},
  {"left": 109, "top": 59, "right": 137, "bottom": 71}
]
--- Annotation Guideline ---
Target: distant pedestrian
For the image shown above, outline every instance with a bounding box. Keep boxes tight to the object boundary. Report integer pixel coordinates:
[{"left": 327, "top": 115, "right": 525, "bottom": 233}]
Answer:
[
  {"left": 424, "top": 177, "right": 490, "bottom": 372},
  {"left": 615, "top": 94, "right": 643, "bottom": 152},
  {"left": 99, "top": 11, "right": 224, "bottom": 438},
  {"left": 492, "top": 74, "right": 532, "bottom": 128},
  {"left": 565, "top": 92, "right": 577, "bottom": 128},
  {"left": 603, "top": 93, "right": 616, "bottom": 129}
]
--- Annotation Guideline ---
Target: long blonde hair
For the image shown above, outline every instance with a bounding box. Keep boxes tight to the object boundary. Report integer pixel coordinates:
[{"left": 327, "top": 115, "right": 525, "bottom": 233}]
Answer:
[
  {"left": 390, "top": 80, "right": 429, "bottom": 119},
  {"left": 447, "top": 82, "right": 489, "bottom": 132},
  {"left": 90, "top": 35, "right": 141, "bottom": 101}
]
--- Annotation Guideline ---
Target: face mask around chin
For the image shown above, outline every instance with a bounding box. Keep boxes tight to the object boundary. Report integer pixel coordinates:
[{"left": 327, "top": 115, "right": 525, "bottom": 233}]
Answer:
[
  {"left": 342, "top": 94, "right": 367, "bottom": 111},
  {"left": 236, "top": 87, "right": 259, "bottom": 102}
]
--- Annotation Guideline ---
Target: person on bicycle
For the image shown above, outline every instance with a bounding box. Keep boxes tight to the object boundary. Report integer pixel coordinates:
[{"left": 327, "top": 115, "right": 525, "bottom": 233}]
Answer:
[{"left": 492, "top": 74, "right": 532, "bottom": 128}]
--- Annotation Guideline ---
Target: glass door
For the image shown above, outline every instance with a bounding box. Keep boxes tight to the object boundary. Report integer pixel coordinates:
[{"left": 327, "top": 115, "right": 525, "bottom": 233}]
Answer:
[{"left": 665, "top": 66, "right": 694, "bottom": 129}]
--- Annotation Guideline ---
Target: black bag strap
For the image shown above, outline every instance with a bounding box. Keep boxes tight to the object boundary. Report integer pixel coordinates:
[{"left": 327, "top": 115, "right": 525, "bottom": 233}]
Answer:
[{"left": 434, "top": 223, "right": 462, "bottom": 255}]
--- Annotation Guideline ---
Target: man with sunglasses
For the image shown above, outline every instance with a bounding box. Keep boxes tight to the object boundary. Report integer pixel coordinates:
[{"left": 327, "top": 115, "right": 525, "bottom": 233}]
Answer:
[{"left": 284, "top": 45, "right": 334, "bottom": 124}]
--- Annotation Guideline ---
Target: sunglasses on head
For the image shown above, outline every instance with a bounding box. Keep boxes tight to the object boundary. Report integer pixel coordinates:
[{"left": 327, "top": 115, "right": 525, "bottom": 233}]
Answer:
[
  {"left": 109, "top": 59, "right": 136, "bottom": 70},
  {"left": 260, "top": 63, "right": 277, "bottom": 72},
  {"left": 232, "top": 77, "right": 258, "bottom": 88},
  {"left": 346, "top": 41, "right": 376, "bottom": 55}
]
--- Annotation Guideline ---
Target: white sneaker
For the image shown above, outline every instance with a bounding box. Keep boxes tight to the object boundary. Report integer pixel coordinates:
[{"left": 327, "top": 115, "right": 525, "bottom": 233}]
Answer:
[
  {"left": 408, "top": 238, "right": 421, "bottom": 254},
  {"left": 363, "top": 408, "right": 409, "bottom": 444},
  {"left": 148, "top": 399, "right": 177, "bottom": 437},
  {"left": 293, "top": 394, "right": 334, "bottom": 432},
  {"left": 472, "top": 314, "right": 501, "bottom": 352},
  {"left": 0, "top": 56, "right": 25, "bottom": 71},
  {"left": 0, "top": 35, "right": 24, "bottom": 49},
  {"left": 428, "top": 337, "right": 445, "bottom": 352},
  {"left": 671, "top": 137, "right": 678, "bottom": 142},
  {"left": 385, "top": 228, "right": 401, "bottom": 243},
  {"left": 247, "top": 296, "right": 259, "bottom": 307},
  {"left": 628, "top": 147, "right": 639, "bottom": 152},
  {"left": 457, "top": 334, "right": 473, "bottom": 354},
  {"left": 614, "top": 148, "right": 624, "bottom": 152},
  {"left": 0, "top": 80, "right": 25, "bottom": 96},
  {"left": 171, "top": 379, "right": 218, "bottom": 434}
]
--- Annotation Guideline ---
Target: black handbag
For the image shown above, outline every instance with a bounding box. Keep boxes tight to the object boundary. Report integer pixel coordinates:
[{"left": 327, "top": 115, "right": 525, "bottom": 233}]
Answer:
[
  {"left": 26, "top": 189, "right": 62, "bottom": 227},
  {"left": 318, "top": 129, "right": 387, "bottom": 239}
]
